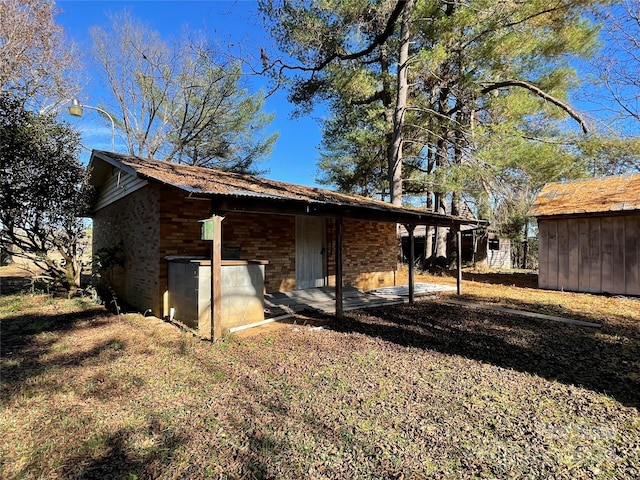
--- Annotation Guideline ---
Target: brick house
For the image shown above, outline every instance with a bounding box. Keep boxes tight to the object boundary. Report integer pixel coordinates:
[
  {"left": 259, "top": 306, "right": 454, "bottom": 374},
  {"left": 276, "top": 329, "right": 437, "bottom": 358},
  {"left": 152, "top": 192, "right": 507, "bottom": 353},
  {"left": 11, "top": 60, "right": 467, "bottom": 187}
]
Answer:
[
  {"left": 528, "top": 174, "right": 640, "bottom": 295},
  {"left": 88, "top": 150, "right": 469, "bottom": 338}
]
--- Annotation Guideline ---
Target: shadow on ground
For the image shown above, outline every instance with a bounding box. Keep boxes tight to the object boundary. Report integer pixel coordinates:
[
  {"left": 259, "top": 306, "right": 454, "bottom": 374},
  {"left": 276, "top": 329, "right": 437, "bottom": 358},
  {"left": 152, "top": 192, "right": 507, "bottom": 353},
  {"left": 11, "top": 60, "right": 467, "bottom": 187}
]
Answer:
[
  {"left": 21, "top": 425, "right": 187, "bottom": 480},
  {"left": 329, "top": 301, "right": 640, "bottom": 409},
  {"left": 418, "top": 270, "right": 539, "bottom": 289},
  {"left": 2, "top": 304, "right": 186, "bottom": 478},
  {"left": 0, "top": 308, "right": 112, "bottom": 403}
]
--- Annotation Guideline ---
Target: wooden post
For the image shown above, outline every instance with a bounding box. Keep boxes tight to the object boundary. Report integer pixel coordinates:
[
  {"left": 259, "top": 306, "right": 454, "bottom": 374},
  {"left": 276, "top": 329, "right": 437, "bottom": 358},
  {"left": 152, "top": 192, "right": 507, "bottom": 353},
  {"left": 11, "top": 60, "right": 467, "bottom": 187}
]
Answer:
[
  {"left": 201, "top": 215, "right": 224, "bottom": 341},
  {"left": 406, "top": 224, "right": 415, "bottom": 304},
  {"left": 212, "top": 215, "right": 223, "bottom": 339},
  {"left": 335, "top": 216, "right": 344, "bottom": 318},
  {"left": 457, "top": 229, "right": 462, "bottom": 295}
]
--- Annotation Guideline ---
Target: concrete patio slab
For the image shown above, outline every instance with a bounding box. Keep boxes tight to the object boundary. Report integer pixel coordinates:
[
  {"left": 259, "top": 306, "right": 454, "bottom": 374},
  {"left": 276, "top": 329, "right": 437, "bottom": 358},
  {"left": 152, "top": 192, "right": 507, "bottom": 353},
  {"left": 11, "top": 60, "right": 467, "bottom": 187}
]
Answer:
[
  {"left": 264, "top": 286, "right": 405, "bottom": 319},
  {"left": 368, "top": 283, "right": 457, "bottom": 297}
]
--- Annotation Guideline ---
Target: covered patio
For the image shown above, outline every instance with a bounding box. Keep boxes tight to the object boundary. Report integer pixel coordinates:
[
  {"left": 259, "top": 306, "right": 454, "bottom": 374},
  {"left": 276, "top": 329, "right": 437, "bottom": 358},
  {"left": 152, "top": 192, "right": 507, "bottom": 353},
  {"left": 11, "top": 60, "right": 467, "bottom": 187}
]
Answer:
[
  {"left": 88, "top": 151, "right": 484, "bottom": 340},
  {"left": 231, "top": 282, "right": 458, "bottom": 334}
]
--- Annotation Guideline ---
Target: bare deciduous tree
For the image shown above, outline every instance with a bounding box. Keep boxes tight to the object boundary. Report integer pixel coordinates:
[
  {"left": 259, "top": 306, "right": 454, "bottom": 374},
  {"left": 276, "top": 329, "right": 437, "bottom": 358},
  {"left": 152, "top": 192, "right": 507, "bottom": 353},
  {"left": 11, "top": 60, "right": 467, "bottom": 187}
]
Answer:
[
  {"left": 90, "top": 11, "right": 277, "bottom": 173},
  {"left": 0, "top": 0, "right": 80, "bottom": 109},
  {"left": 600, "top": 0, "right": 640, "bottom": 125}
]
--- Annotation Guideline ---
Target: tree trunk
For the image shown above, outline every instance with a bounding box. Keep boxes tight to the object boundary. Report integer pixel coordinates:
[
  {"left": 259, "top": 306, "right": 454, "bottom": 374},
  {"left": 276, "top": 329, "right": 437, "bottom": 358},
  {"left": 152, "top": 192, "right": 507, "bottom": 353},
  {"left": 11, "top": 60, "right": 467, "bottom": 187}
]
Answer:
[
  {"left": 434, "top": 193, "right": 448, "bottom": 267},
  {"left": 66, "top": 261, "right": 79, "bottom": 296},
  {"left": 380, "top": 44, "right": 404, "bottom": 264},
  {"left": 435, "top": 227, "right": 448, "bottom": 265},
  {"left": 62, "top": 251, "right": 80, "bottom": 296},
  {"left": 424, "top": 226, "right": 434, "bottom": 268},
  {"left": 389, "top": 0, "right": 414, "bottom": 206},
  {"left": 446, "top": 193, "right": 462, "bottom": 268},
  {"left": 522, "top": 221, "right": 529, "bottom": 269}
]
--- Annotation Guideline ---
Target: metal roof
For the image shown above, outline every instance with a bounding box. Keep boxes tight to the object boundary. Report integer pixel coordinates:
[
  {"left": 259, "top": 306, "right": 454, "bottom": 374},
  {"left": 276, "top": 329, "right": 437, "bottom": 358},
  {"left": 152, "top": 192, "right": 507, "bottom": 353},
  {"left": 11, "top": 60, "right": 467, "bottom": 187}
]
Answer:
[
  {"left": 90, "top": 150, "right": 483, "bottom": 227},
  {"left": 528, "top": 173, "right": 640, "bottom": 217}
]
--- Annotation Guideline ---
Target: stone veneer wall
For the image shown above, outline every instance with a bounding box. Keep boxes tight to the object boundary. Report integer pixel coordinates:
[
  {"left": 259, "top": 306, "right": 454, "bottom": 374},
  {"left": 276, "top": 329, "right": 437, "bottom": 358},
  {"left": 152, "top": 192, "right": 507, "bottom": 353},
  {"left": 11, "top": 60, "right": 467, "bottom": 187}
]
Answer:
[
  {"left": 222, "top": 212, "right": 296, "bottom": 292},
  {"left": 92, "top": 184, "right": 161, "bottom": 313}
]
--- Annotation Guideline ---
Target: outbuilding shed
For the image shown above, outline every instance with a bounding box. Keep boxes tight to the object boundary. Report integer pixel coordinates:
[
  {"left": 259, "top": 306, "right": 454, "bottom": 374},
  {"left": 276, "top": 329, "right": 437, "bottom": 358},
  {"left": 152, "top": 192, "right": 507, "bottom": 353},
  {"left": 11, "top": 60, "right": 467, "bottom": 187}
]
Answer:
[
  {"left": 528, "top": 174, "right": 640, "bottom": 296},
  {"left": 399, "top": 225, "right": 511, "bottom": 269},
  {"left": 88, "top": 150, "right": 476, "bottom": 339}
]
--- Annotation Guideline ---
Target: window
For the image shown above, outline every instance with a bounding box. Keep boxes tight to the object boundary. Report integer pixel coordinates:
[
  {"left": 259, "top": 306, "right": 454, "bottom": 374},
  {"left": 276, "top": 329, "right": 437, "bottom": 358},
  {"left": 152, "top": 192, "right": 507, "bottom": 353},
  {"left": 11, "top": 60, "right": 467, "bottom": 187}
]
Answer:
[{"left": 488, "top": 238, "right": 500, "bottom": 251}]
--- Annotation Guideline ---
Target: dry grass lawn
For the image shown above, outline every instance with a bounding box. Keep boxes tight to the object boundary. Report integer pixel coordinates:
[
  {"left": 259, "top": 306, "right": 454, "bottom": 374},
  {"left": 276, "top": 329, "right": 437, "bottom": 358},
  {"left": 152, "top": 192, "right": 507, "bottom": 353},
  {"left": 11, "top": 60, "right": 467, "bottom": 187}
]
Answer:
[{"left": 1, "top": 267, "right": 639, "bottom": 479}]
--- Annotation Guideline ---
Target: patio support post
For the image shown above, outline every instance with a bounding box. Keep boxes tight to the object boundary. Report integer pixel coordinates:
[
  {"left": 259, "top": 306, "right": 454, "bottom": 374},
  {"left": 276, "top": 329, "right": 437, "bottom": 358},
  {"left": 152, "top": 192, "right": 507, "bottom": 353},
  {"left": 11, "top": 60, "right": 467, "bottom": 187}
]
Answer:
[
  {"left": 335, "top": 216, "right": 344, "bottom": 318},
  {"left": 406, "top": 224, "right": 415, "bottom": 304},
  {"left": 457, "top": 229, "right": 462, "bottom": 295}
]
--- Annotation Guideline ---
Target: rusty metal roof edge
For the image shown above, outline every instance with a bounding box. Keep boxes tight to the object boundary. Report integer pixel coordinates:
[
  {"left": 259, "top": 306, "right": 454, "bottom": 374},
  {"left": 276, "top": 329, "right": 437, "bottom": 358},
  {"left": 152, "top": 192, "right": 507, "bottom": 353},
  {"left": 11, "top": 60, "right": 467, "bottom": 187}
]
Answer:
[
  {"left": 217, "top": 189, "right": 478, "bottom": 224},
  {"left": 90, "top": 150, "right": 484, "bottom": 224}
]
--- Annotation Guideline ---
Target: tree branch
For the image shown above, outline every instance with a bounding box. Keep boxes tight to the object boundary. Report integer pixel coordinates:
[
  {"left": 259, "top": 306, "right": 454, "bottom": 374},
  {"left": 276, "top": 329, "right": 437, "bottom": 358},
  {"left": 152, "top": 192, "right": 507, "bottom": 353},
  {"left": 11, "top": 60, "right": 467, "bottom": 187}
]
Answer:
[
  {"left": 256, "top": 0, "right": 407, "bottom": 81},
  {"left": 350, "top": 89, "right": 392, "bottom": 106},
  {"left": 480, "top": 80, "right": 589, "bottom": 134}
]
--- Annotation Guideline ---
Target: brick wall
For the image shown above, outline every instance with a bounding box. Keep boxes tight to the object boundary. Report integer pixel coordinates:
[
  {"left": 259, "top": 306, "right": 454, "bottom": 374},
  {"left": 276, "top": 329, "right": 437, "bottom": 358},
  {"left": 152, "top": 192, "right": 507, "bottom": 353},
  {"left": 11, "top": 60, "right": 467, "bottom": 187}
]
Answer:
[
  {"left": 223, "top": 215, "right": 396, "bottom": 292},
  {"left": 158, "top": 185, "right": 212, "bottom": 313},
  {"left": 326, "top": 219, "right": 397, "bottom": 290},
  {"left": 94, "top": 182, "right": 398, "bottom": 313},
  {"left": 93, "top": 183, "right": 213, "bottom": 316},
  {"left": 222, "top": 212, "right": 296, "bottom": 292},
  {"left": 92, "top": 184, "right": 161, "bottom": 313}
]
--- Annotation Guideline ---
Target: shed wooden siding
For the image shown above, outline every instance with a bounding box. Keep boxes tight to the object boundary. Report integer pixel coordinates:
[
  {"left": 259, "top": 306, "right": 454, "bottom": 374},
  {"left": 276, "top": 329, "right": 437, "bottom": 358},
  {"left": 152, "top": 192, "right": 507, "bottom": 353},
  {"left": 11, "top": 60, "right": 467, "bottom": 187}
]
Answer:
[
  {"left": 538, "top": 214, "right": 640, "bottom": 295},
  {"left": 487, "top": 239, "right": 511, "bottom": 269}
]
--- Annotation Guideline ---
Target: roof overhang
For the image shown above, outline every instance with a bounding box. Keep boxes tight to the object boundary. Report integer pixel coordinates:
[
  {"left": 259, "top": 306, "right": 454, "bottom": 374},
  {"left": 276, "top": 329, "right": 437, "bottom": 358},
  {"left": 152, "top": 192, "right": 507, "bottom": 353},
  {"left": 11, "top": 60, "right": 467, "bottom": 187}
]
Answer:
[
  {"left": 88, "top": 150, "right": 486, "bottom": 227},
  {"left": 207, "top": 192, "right": 478, "bottom": 226},
  {"left": 530, "top": 210, "right": 640, "bottom": 221}
]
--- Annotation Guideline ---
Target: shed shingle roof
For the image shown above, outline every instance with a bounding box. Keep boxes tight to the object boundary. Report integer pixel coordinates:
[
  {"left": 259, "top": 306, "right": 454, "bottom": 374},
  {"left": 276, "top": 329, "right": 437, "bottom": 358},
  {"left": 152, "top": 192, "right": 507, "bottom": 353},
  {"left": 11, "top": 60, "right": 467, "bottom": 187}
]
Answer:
[
  {"left": 91, "top": 150, "right": 480, "bottom": 226},
  {"left": 528, "top": 174, "right": 640, "bottom": 217}
]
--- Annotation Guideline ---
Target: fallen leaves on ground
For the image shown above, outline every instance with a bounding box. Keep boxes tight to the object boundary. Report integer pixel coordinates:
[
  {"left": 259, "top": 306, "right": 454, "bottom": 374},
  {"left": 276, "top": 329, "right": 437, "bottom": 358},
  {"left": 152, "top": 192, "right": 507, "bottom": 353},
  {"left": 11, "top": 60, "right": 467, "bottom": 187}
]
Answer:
[{"left": 1, "top": 287, "right": 639, "bottom": 479}]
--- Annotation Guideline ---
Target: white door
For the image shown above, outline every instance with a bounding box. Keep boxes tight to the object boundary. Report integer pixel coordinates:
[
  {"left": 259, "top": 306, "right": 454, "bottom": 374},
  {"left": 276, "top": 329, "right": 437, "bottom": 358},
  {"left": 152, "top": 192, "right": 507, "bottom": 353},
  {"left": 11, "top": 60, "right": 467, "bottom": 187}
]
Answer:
[{"left": 296, "top": 216, "right": 326, "bottom": 289}]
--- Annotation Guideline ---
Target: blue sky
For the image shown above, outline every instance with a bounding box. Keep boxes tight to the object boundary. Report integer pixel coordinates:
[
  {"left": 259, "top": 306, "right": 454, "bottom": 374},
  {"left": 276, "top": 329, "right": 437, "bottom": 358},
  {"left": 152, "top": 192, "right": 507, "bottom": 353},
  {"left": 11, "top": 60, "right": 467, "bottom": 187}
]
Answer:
[
  {"left": 56, "top": 0, "right": 325, "bottom": 186},
  {"left": 54, "top": 1, "right": 637, "bottom": 186}
]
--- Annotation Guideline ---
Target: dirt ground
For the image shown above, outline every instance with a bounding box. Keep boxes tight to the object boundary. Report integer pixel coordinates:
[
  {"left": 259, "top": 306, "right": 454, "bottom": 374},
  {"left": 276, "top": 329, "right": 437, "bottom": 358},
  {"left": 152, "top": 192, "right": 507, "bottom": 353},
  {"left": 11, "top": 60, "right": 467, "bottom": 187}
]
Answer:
[{"left": 2, "top": 287, "right": 639, "bottom": 479}]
